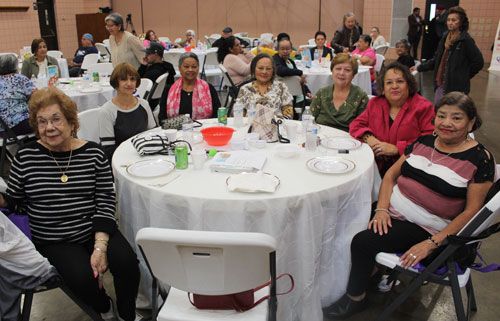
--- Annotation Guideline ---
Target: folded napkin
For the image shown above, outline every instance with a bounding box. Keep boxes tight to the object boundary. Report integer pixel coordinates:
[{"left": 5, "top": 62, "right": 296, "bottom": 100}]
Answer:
[{"left": 227, "top": 172, "right": 278, "bottom": 193}]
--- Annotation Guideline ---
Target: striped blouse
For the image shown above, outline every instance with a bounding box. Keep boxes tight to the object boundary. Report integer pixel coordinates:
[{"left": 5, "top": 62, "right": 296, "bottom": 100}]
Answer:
[
  {"left": 4, "top": 141, "right": 116, "bottom": 244},
  {"left": 389, "top": 135, "right": 495, "bottom": 234}
]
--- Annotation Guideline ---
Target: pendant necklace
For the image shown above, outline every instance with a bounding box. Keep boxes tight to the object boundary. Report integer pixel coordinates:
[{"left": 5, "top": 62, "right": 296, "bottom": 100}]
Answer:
[
  {"left": 428, "top": 137, "right": 466, "bottom": 167},
  {"left": 49, "top": 148, "right": 73, "bottom": 182}
]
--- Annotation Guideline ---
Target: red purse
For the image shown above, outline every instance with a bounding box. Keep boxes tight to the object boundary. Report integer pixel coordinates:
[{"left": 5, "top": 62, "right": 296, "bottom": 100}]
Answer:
[{"left": 188, "top": 273, "right": 294, "bottom": 312}]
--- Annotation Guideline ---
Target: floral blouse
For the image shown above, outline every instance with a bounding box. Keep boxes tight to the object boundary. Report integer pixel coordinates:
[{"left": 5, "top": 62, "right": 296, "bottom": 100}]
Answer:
[
  {"left": 236, "top": 80, "right": 294, "bottom": 119},
  {"left": 0, "top": 74, "right": 35, "bottom": 130}
]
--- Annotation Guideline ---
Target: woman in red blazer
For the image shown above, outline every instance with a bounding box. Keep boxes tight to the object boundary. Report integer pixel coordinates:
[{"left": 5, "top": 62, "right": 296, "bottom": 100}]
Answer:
[{"left": 350, "top": 62, "right": 435, "bottom": 176}]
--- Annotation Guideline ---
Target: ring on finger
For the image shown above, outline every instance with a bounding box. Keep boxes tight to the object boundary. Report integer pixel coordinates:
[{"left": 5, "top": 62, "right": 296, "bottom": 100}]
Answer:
[
  {"left": 378, "top": 148, "right": 382, "bottom": 152},
  {"left": 373, "top": 219, "right": 377, "bottom": 222}
]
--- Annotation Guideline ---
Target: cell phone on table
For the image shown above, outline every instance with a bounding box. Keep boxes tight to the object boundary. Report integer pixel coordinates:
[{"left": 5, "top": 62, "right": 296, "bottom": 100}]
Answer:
[{"left": 338, "top": 149, "right": 349, "bottom": 154}]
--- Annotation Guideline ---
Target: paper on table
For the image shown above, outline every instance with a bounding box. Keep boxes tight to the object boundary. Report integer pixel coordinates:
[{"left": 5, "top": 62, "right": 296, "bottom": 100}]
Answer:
[
  {"left": 227, "top": 172, "right": 279, "bottom": 193},
  {"left": 209, "top": 151, "right": 267, "bottom": 173}
]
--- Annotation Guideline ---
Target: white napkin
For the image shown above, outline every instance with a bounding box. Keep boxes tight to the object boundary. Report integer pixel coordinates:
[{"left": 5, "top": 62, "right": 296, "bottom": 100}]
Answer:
[{"left": 227, "top": 172, "right": 278, "bottom": 193}]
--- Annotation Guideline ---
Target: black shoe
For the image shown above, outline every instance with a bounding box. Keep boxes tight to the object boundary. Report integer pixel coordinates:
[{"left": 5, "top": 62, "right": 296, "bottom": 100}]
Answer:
[{"left": 322, "top": 294, "right": 368, "bottom": 320}]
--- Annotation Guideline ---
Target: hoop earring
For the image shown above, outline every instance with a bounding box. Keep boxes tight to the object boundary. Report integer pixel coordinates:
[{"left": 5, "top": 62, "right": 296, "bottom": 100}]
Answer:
[{"left": 432, "top": 131, "right": 437, "bottom": 136}]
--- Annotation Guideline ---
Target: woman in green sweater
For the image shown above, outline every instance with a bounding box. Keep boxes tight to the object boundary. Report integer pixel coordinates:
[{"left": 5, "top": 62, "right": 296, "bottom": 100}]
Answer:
[{"left": 310, "top": 53, "right": 369, "bottom": 132}]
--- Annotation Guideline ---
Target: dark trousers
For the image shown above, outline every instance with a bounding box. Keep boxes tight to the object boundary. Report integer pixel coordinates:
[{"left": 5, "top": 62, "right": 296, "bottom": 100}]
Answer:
[
  {"left": 36, "top": 230, "right": 140, "bottom": 321},
  {"left": 69, "top": 66, "right": 81, "bottom": 77},
  {"left": 408, "top": 34, "right": 421, "bottom": 60},
  {"left": 346, "top": 219, "right": 431, "bottom": 296}
]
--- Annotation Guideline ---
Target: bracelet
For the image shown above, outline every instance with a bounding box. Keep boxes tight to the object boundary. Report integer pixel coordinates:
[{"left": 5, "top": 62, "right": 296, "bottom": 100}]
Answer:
[
  {"left": 427, "top": 237, "right": 439, "bottom": 248},
  {"left": 95, "top": 238, "right": 109, "bottom": 245},
  {"left": 94, "top": 247, "right": 107, "bottom": 253},
  {"left": 374, "top": 208, "right": 389, "bottom": 214}
]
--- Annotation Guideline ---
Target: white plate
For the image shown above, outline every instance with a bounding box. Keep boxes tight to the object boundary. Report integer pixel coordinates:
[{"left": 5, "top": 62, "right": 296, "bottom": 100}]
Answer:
[
  {"left": 59, "top": 77, "right": 82, "bottom": 83},
  {"left": 226, "top": 172, "right": 280, "bottom": 193},
  {"left": 126, "top": 159, "right": 175, "bottom": 178},
  {"left": 80, "top": 87, "right": 102, "bottom": 93},
  {"left": 321, "top": 136, "right": 361, "bottom": 150},
  {"left": 306, "top": 157, "right": 355, "bottom": 174}
]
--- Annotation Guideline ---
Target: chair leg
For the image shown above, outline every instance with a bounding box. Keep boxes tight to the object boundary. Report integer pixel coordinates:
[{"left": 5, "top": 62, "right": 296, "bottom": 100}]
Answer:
[
  {"left": 0, "top": 142, "right": 7, "bottom": 174},
  {"left": 467, "top": 278, "right": 477, "bottom": 312},
  {"left": 447, "top": 263, "right": 467, "bottom": 321},
  {"left": 20, "top": 292, "right": 34, "bottom": 321}
]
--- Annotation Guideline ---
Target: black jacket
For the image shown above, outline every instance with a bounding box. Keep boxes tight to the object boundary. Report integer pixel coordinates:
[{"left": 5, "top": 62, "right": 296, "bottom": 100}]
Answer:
[
  {"left": 330, "top": 26, "right": 360, "bottom": 53},
  {"left": 272, "top": 55, "right": 311, "bottom": 95},
  {"left": 418, "top": 31, "right": 483, "bottom": 94},
  {"left": 138, "top": 61, "right": 176, "bottom": 85}
]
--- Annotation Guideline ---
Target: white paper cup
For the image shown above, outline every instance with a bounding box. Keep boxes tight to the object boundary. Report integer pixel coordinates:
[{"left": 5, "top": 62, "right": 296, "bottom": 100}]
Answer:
[
  {"left": 284, "top": 121, "right": 298, "bottom": 141},
  {"left": 164, "top": 129, "right": 177, "bottom": 142},
  {"left": 191, "top": 149, "right": 206, "bottom": 170}
]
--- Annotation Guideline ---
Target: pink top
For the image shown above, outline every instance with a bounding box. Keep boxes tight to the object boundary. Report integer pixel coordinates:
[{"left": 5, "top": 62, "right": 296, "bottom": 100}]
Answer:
[
  {"left": 352, "top": 47, "right": 376, "bottom": 73},
  {"left": 222, "top": 52, "right": 255, "bottom": 86}
]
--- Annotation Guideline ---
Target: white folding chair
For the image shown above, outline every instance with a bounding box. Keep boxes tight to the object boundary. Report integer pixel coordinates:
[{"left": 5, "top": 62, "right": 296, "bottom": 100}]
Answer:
[
  {"left": 136, "top": 228, "right": 277, "bottom": 321},
  {"left": 374, "top": 184, "right": 500, "bottom": 321},
  {"left": 210, "top": 34, "right": 221, "bottom": 39},
  {"left": 158, "top": 37, "right": 171, "bottom": 44},
  {"left": 0, "top": 116, "right": 34, "bottom": 171},
  {"left": 374, "top": 54, "right": 385, "bottom": 73},
  {"left": 77, "top": 109, "right": 100, "bottom": 143},
  {"left": 163, "top": 51, "right": 184, "bottom": 70},
  {"left": 136, "top": 78, "right": 154, "bottom": 100},
  {"left": 148, "top": 73, "right": 169, "bottom": 110},
  {"left": 95, "top": 43, "right": 110, "bottom": 59},
  {"left": 200, "top": 50, "right": 219, "bottom": 80},
  {"left": 260, "top": 33, "right": 273, "bottom": 41},
  {"left": 218, "top": 64, "right": 239, "bottom": 114},
  {"left": 277, "top": 75, "right": 305, "bottom": 116},
  {"left": 307, "top": 38, "right": 315, "bottom": 46},
  {"left": 86, "top": 63, "right": 114, "bottom": 75},
  {"left": 47, "top": 50, "right": 63, "bottom": 59},
  {"left": 374, "top": 44, "right": 389, "bottom": 55},
  {"left": 80, "top": 53, "right": 100, "bottom": 74}
]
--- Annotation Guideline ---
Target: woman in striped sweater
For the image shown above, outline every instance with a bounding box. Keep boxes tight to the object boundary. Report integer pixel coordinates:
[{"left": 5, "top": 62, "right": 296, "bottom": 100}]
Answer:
[
  {"left": 324, "top": 92, "right": 495, "bottom": 319},
  {"left": 0, "top": 87, "right": 140, "bottom": 321}
]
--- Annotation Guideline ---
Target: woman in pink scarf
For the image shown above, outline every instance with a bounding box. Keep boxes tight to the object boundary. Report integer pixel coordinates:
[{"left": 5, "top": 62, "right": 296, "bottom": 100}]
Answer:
[{"left": 159, "top": 52, "right": 220, "bottom": 122}]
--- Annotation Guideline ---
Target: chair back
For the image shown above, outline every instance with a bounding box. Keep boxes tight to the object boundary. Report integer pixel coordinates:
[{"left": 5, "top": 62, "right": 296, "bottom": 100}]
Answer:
[
  {"left": 200, "top": 50, "right": 218, "bottom": 79},
  {"left": 163, "top": 51, "right": 184, "bottom": 68},
  {"left": 136, "top": 227, "right": 276, "bottom": 295},
  {"left": 308, "top": 38, "right": 315, "bottom": 46},
  {"left": 149, "top": 72, "right": 169, "bottom": 100},
  {"left": 207, "top": 37, "right": 218, "bottom": 46},
  {"left": 276, "top": 76, "right": 303, "bottom": 96},
  {"left": 136, "top": 78, "right": 154, "bottom": 99},
  {"left": 86, "top": 63, "right": 114, "bottom": 75},
  {"left": 47, "top": 50, "right": 63, "bottom": 59},
  {"left": 95, "top": 43, "right": 110, "bottom": 57},
  {"left": 374, "top": 54, "right": 385, "bottom": 73},
  {"left": 374, "top": 45, "right": 389, "bottom": 55},
  {"left": 210, "top": 34, "right": 221, "bottom": 39},
  {"left": 80, "top": 54, "right": 100, "bottom": 71},
  {"left": 260, "top": 33, "right": 273, "bottom": 41},
  {"left": 77, "top": 108, "right": 100, "bottom": 143},
  {"left": 158, "top": 37, "right": 171, "bottom": 44},
  {"left": 0, "top": 52, "right": 18, "bottom": 59},
  {"left": 458, "top": 183, "right": 500, "bottom": 238}
]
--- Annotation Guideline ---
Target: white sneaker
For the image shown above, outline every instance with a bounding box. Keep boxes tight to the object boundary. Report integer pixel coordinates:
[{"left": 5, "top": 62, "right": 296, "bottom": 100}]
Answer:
[
  {"left": 378, "top": 275, "right": 401, "bottom": 293},
  {"left": 100, "top": 298, "right": 116, "bottom": 320}
]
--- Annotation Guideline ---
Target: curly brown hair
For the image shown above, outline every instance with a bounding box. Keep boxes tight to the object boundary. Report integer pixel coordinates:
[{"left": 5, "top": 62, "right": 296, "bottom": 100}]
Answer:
[
  {"left": 29, "top": 87, "right": 79, "bottom": 137},
  {"left": 375, "top": 62, "right": 418, "bottom": 97},
  {"left": 330, "top": 53, "right": 358, "bottom": 75},
  {"left": 110, "top": 63, "right": 141, "bottom": 89}
]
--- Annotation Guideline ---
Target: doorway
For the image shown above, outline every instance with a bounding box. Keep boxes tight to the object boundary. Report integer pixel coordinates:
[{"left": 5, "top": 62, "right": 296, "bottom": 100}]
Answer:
[
  {"left": 421, "top": 0, "right": 459, "bottom": 60},
  {"left": 36, "top": 0, "right": 59, "bottom": 50}
]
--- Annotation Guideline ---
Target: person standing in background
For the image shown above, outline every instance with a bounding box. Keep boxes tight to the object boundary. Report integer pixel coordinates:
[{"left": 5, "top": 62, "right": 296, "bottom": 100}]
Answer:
[{"left": 407, "top": 7, "right": 423, "bottom": 60}]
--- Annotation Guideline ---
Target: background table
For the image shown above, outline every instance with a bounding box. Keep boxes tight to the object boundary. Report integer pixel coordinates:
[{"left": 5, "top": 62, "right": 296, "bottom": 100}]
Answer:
[
  {"left": 296, "top": 61, "right": 372, "bottom": 95},
  {"left": 58, "top": 81, "right": 115, "bottom": 112},
  {"left": 112, "top": 120, "right": 381, "bottom": 321}
]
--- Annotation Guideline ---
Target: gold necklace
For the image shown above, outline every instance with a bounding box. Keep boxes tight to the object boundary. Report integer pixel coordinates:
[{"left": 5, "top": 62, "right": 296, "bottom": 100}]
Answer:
[
  {"left": 48, "top": 148, "right": 73, "bottom": 182},
  {"left": 428, "top": 137, "right": 466, "bottom": 167}
]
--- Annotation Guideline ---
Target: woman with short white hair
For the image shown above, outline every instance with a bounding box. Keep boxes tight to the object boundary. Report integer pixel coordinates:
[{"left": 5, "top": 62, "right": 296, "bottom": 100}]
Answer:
[{"left": 251, "top": 36, "right": 277, "bottom": 56}]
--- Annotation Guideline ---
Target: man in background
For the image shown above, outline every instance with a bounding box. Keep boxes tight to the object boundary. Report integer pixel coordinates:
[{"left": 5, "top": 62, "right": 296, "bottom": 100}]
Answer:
[
  {"left": 407, "top": 7, "right": 423, "bottom": 60},
  {"left": 212, "top": 27, "right": 249, "bottom": 48},
  {"left": 68, "top": 33, "right": 98, "bottom": 77}
]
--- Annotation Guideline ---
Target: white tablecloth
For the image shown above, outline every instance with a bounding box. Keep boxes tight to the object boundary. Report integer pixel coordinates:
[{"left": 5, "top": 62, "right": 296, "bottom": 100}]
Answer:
[
  {"left": 112, "top": 119, "right": 381, "bottom": 321},
  {"left": 58, "top": 81, "right": 115, "bottom": 112},
  {"left": 296, "top": 61, "right": 372, "bottom": 95}
]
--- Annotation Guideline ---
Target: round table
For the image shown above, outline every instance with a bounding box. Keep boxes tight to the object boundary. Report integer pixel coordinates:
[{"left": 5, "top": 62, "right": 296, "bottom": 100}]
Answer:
[
  {"left": 57, "top": 79, "right": 115, "bottom": 112},
  {"left": 112, "top": 119, "right": 381, "bottom": 321},
  {"left": 296, "top": 61, "right": 372, "bottom": 95}
]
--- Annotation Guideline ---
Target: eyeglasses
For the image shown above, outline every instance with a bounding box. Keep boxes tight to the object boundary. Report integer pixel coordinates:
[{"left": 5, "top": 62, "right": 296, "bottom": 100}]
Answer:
[
  {"left": 37, "top": 116, "right": 65, "bottom": 128},
  {"left": 105, "top": 23, "right": 117, "bottom": 29}
]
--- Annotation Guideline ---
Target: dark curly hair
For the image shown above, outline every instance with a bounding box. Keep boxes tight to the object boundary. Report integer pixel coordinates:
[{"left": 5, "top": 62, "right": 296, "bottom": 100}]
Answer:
[
  {"left": 217, "top": 36, "right": 237, "bottom": 63},
  {"left": 375, "top": 62, "right": 418, "bottom": 97},
  {"left": 448, "top": 6, "right": 469, "bottom": 32}
]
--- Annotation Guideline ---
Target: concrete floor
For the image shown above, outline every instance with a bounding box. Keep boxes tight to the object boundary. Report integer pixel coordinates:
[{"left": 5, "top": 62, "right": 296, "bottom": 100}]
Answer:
[{"left": 25, "top": 69, "right": 500, "bottom": 321}]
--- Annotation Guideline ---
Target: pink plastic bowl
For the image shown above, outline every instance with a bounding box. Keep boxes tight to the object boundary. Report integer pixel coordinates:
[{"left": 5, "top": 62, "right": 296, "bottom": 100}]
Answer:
[{"left": 200, "top": 126, "right": 235, "bottom": 146}]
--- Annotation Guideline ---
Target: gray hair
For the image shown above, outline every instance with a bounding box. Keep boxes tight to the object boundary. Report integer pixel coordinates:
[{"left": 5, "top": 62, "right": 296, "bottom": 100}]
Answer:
[
  {"left": 343, "top": 12, "right": 356, "bottom": 25},
  {"left": 0, "top": 54, "right": 18, "bottom": 75},
  {"left": 186, "top": 29, "right": 196, "bottom": 37},
  {"left": 178, "top": 52, "right": 199, "bottom": 68},
  {"left": 260, "top": 37, "right": 273, "bottom": 46},
  {"left": 105, "top": 13, "right": 124, "bottom": 31}
]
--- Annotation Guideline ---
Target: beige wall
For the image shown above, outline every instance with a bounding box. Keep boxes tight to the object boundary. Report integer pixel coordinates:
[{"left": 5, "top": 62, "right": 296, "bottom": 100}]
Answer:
[{"left": 0, "top": 0, "right": 110, "bottom": 59}]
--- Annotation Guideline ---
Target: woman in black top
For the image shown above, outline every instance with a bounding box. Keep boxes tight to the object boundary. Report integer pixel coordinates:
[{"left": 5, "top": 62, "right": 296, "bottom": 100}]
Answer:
[
  {"left": 395, "top": 39, "right": 415, "bottom": 68},
  {"left": 159, "top": 52, "right": 220, "bottom": 122}
]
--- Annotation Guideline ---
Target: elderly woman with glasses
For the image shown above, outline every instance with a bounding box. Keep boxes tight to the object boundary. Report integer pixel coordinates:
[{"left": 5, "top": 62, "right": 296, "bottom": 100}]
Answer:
[
  {"left": 21, "top": 38, "right": 60, "bottom": 79},
  {"left": 0, "top": 54, "right": 36, "bottom": 136},
  {"left": 0, "top": 87, "right": 140, "bottom": 321},
  {"left": 99, "top": 63, "right": 156, "bottom": 160},
  {"left": 159, "top": 52, "right": 220, "bottom": 123},
  {"left": 236, "top": 53, "right": 293, "bottom": 119},
  {"left": 105, "top": 13, "right": 145, "bottom": 69},
  {"left": 174, "top": 29, "right": 196, "bottom": 48}
]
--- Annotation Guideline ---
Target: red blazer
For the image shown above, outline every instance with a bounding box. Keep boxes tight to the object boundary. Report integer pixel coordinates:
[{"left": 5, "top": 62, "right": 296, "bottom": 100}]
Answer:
[{"left": 349, "top": 94, "right": 435, "bottom": 170}]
